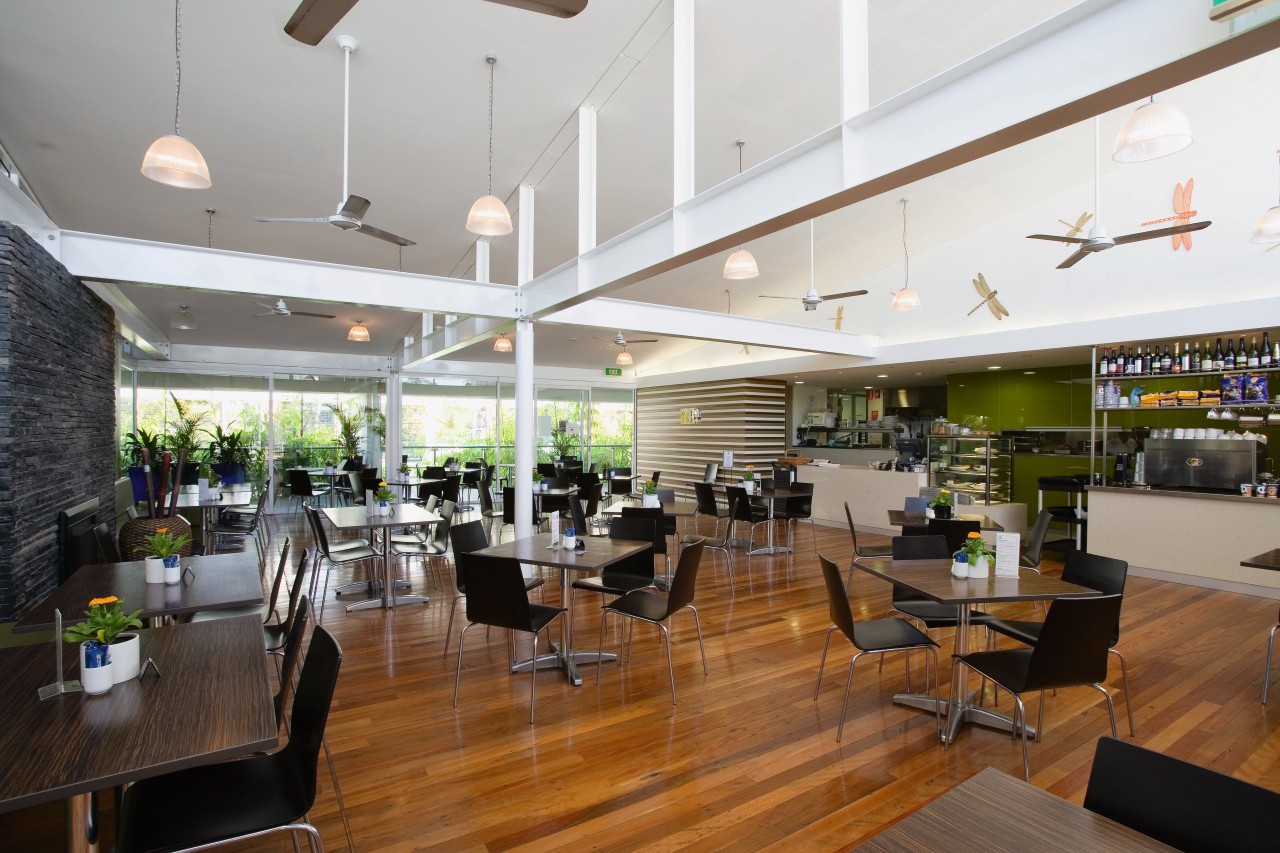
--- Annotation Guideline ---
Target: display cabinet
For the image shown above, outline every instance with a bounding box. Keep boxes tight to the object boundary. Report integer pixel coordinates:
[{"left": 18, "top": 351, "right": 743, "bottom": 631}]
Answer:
[{"left": 927, "top": 435, "right": 1013, "bottom": 506}]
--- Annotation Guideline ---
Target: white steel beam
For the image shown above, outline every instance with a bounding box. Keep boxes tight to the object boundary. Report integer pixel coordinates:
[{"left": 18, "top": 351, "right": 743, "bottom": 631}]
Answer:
[
  {"left": 578, "top": 107, "right": 597, "bottom": 254},
  {"left": 521, "top": 0, "right": 1280, "bottom": 319},
  {"left": 672, "top": 0, "right": 695, "bottom": 206},
  {"left": 60, "top": 231, "right": 518, "bottom": 318}
]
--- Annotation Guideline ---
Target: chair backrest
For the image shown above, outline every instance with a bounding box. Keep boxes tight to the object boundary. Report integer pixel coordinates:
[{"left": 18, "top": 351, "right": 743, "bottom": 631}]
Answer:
[
  {"left": 93, "top": 522, "right": 121, "bottom": 562},
  {"left": 655, "top": 488, "right": 676, "bottom": 504},
  {"left": 424, "top": 494, "right": 440, "bottom": 513},
  {"left": 537, "top": 463, "right": 558, "bottom": 479},
  {"left": 430, "top": 501, "right": 456, "bottom": 551},
  {"left": 1023, "top": 594, "right": 1123, "bottom": 692},
  {"left": 703, "top": 462, "right": 719, "bottom": 483},
  {"left": 784, "top": 481, "right": 813, "bottom": 516},
  {"left": 442, "top": 475, "right": 461, "bottom": 503},
  {"left": 620, "top": 506, "right": 666, "bottom": 555},
  {"left": 465, "top": 461, "right": 483, "bottom": 469},
  {"left": 425, "top": 465, "right": 447, "bottom": 479},
  {"left": 608, "top": 473, "right": 632, "bottom": 495},
  {"left": 273, "top": 595, "right": 311, "bottom": 727},
  {"left": 843, "top": 501, "right": 864, "bottom": 553},
  {"left": 903, "top": 496, "right": 930, "bottom": 513},
  {"left": 543, "top": 476, "right": 570, "bottom": 489},
  {"left": 663, "top": 539, "right": 704, "bottom": 613},
  {"left": 288, "top": 468, "right": 315, "bottom": 497},
  {"left": 651, "top": 470, "right": 662, "bottom": 485},
  {"left": 819, "top": 554, "right": 856, "bottom": 643},
  {"left": 442, "top": 457, "right": 456, "bottom": 469},
  {"left": 726, "top": 486, "right": 756, "bottom": 523},
  {"left": 477, "top": 479, "right": 495, "bottom": 514},
  {"left": 263, "top": 537, "right": 291, "bottom": 621},
  {"left": 280, "top": 624, "right": 343, "bottom": 807},
  {"left": 347, "top": 470, "right": 363, "bottom": 499},
  {"left": 304, "top": 504, "right": 333, "bottom": 556},
  {"left": 282, "top": 546, "right": 309, "bottom": 632},
  {"left": 891, "top": 534, "right": 950, "bottom": 560},
  {"left": 569, "top": 492, "right": 588, "bottom": 533},
  {"left": 582, "top": 482, "right": 602, "bottom": 517},
  {"left": 418, "top": 479, "right": 445, "bottom": 503},
  {"left": 1083, "top": 736, "right": 1280, "bottom": 853},
  {"left": 1023, "top": 509, "right": 1054, "bottom": 566},
  {"left": 458, "top": 553, "right": 543, "bottom": 632},
  {"left": 359, "top": 471, "right": 381, "bottom": 495},
  {"left": 760, "top": 477, "right": 774, "bottom": 491},
  {"left": 693, "top": 482, "right": 720, "bottom": 515},
  {"left": 449, "top": 518, "right": 489, "bottom": 556},
  {"left": 927, "top": 518, "right": 981, "bottom": 554},
  {"left": 609, "top": 515, "right": 657, "bottom": 544},
  {"left": 1061, "top": 550, "right": 1128, "bottom": 644},
  {"left": 502, "top": 486, "right": 517, "bottom": 525}
]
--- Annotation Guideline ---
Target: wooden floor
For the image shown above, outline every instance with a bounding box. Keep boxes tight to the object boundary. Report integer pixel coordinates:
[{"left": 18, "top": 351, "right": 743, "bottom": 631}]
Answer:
[{"left": 6, "top": 511, "right": 1280, "bottom": 851}]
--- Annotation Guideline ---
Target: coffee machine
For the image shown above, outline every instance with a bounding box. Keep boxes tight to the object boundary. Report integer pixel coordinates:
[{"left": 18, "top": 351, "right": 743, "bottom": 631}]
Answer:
[{"left": 1113, "top": 452, "right": 1133, "bottom": 486}]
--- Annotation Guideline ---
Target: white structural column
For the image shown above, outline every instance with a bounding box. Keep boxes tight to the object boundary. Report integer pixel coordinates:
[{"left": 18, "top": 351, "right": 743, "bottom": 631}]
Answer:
[
  {"left": 578, "top": 106, "right": 598, "bottom": 254},
  {"left": 839, "top": 0, "right": 870, "bottom": 186},
  {"left": 672, "top": 0, "right": 695, "bottom": 207},
  {"left": 384, "top": 371, "right": 402, "bottom": 478},
  {"left": 514, "top": 183, "right": 537, "bottom": 538},
  {"left": 475, "top": 239, "right": 491, "bottom": 284}
]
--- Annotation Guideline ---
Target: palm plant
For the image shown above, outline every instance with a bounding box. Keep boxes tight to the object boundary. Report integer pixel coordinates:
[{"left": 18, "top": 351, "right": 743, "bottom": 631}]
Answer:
[
  {"left": 326, "top": 402, "right": 364, "bottom": 459},
  {"left": 166, "top": 393, "right": 210, "bottom": 456},
  {"left": 122, "top": 427, "right": 165, "bottom": 466}
]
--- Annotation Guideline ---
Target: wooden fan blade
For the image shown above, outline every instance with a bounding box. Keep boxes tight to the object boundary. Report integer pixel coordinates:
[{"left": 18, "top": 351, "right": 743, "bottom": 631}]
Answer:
[
  {"left": 255, "top": 216, "right": 330, "bottom": 223},
  {"left": 1113, "top": 220, "right": 1210, "bottom": 245},
  {"left": 757, "top": 295, "right": 800, "bottom": 300},
  {"left": 1027, "top": 233, "right": 1090, "bottom": 244},
  {"left": 821, "top": 289, "right": 869, "bottom": 300},
  {"left": 1057, "top": 249, "right": 1090, "bottom": 269},
  {"left": 339, "top": 195, "right": 372, "bottom": 220},
  {"left": 290, "top": 311, "right": 338, "bottom": 319},
  {"left": 284, "top": 0, "right": 359, "bottom": 46},
  {"left": 356, "top": 223, "right": 415, "bottom": 247},
  {"left": 628, "top": 339, "right": 659, "bottom": 344},
  {"left": 480, "top": 0, "right": 588, "bottom": 16}
]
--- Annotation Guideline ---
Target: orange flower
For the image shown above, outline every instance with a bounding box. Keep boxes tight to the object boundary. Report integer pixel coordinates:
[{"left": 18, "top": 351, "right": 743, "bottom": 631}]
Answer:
[
  {"left": 966, "top": 532, "right": 982, "bottom": 540},
  {"left": 156, "top": 527, "right": 168, "bottom": 534},
  {"left": 88, "top": 596, "right": 119, "bottom": 607}
]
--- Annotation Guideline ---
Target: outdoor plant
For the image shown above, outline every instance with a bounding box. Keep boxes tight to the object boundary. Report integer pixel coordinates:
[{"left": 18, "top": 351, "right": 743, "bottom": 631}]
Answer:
[
  {"left": 327, "top": 402, "right": 364, "bottom": 460},
  {"left": 62, "top": 596, "right": 143, "bottom": 647},
  {"left": 929, "top": 489, "right": 954, "bottom": 508},
  {"left": 122, "top": 427, "right": 165, "bottom": 466},
  {"left": 204, "top": 424, "right": 253, "bottom": 467},
  {"left": 373, "top": 482, "right": 396, "bottom": 504},
  {"left": 550, "top": 426, "right": 578, "bottom": 459},
  {"left": 957, "top": 531, "right": 995, "bottom": 562},
  {"left": 166, "top": 393, "right": 210, "bottom": 457},
  {"left": 137, "top": 527, "right": 191, "bottom": 559}
]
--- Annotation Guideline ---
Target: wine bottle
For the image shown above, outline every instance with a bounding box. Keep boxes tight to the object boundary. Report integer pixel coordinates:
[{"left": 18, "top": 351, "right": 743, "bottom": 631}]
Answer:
[
  {"left": 1127, "top": 347, "right": 1137, "bottom": 374},
  {"left": 1110, "top": 346, "right": 1120, "bottom": 374},
  {"left": 1098, "top": 348, "right": 1108, "bottom": 375},
  {"left": 1214, "top": 337, "right": 1225, "bottom": 370},
  {"left": 1225, "top": 338, "right": 1236, "bottom": 370},
  {"left": 1191, "top": 341, "right": 1201, "bottom": 372},
  {"left": 1172, "top": 342, "right": 1181, "bottom": 374},
  {"left": 1141, "top": 346, "right": 1151, "bottom": 374},
  {"left": 1262, "top": 332, "right": 1272, "bottom": 367},
  {"left": 1181, "top": 342, "right": 1191, "bottom": 373},
  {"left": 1161, "top": 345, "right": 1172, "bottom": 373},
  {"left": 1247, "top": 336, "right": 1260, "bottom": 368}
]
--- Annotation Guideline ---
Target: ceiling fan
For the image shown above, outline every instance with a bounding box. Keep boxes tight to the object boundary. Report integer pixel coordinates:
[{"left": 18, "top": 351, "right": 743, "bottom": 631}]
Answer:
[
  {"left": 759, "top": 221, "right": 868, "bottom": 310},
  {"left": 254, "top": 299, "right": 336, "bottom": 319},
  {"left": 596, "top": 331, "right": 657, "bottom": 349},
  {"left": 1027, "top": 118, "right": 1210, "bottom": 268},
  {"left": 255, "top": 36, "right": 414, "bottom": 247},
  {"left": 284, "top": 0, "right": 588, "bottom": 46}
]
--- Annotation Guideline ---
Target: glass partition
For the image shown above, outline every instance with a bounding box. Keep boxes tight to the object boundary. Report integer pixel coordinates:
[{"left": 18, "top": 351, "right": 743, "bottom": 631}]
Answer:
[
  {"left": 272, "top": 374, "right": 386, "bottom": 477},
  {"left": 536, "top": 387, "right": 588, "bottom": 464},
  {"left": 590, "top": 386, "right": 634, "bottom": 471},
  {"left": 401, "top": 377, "right": 499, "bottom": 467}
]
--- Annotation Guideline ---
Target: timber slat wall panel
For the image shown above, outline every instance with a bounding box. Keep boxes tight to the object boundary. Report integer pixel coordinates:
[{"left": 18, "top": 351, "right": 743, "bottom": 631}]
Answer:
[{"left": 636, "top": 379, "right": 785, "bottom": 495}]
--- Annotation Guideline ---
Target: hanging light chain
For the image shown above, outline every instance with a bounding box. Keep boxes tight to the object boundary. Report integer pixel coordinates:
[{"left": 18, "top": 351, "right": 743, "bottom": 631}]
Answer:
[
  {"left": 486, "top": 56, "right": 496, "bottom": 196},
  {"left": 901, "top": 198, "right": 909, "bottom": 288},
  {"left": 206, "top": 207, "right": 214, "bottom": 248},
  {"left": 737, "top": 140, "right": 745, "bottom": 175},
  {"left": 173, "top": 0, "right": 183, "bottom": 136}
]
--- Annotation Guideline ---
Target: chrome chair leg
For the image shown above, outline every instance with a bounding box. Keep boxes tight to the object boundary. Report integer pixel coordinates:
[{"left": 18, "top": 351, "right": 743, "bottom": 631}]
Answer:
[
  {"left": 1109, "top": 647, "right": 1136, "bottom": 735},
  {"left": 453, "top": 622, "right": 475, "bottom": 708},
  {"left": 1088, "top": 682, "right": 1119, "bottom": 739},
  {"left": 813, "top": 626, "right": 837, "bottom": 699},
  {"left": 1264, "top": 622, "right": 1280, "bottom": 704},
  {"left": 1013, "top": 693, "right": 1030, "bottom": 781},
  {"left": 836, "top": 650, "right": 867, "bottom": 742}
]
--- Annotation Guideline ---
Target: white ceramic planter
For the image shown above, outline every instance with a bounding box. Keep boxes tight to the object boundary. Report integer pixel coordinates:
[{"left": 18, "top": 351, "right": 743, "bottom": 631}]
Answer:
[
  {"left": 379, "top": 502, "right": 392, "bottom": 516},
  {"left": 144, "top": 556, "right": 165, "bottom": 584},
  {"left": 951, "top": 556, "right": 969, "bottom": 579},
  {"left": 163, "top": 555, "right": 181, "bottom": 585},
  {"left": 80, "top": 643, "right": 114, "bottom": 695},
  {"left": 111, "top": 632, "right": 141, "bottom": 682},
  {"left": 968, "top": 555, "right": 991, "bottom": 578},
  {"left": 642, "top": 494, "right": 660, "bottom": 508}
]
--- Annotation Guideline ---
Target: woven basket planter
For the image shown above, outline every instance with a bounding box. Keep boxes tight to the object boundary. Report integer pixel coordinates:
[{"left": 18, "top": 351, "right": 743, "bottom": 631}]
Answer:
[{"left": 118, "top": 515, "right": 194, "bottom": 562}]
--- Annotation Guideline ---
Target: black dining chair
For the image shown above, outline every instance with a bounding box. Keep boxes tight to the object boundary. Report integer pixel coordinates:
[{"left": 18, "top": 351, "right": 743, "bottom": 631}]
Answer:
[
  {"left": 1083, "top": 736, "right": 1280, "bottom": 853},
  {"left": 114, "top": 625, "right": 343, "bottom": 853},
  {"left": 453, "top": 552, "right": 566, "bottom": 724},
  {"left": 443, "top": 519, "right": 545, "bottom": 659},
  {"left": 539, "top": 476, "right": 573, "bottom": 516},
  {"left": 93, "top": 522, "right": 121, "bottom": 562},
  {"left": 569, "top": 517, "right": 657, "bottom": 646},
  {"left": 926, "top": 518, "right": 981, "bottom": 555},
  {"left": 287, "top": 467, "right": 329, "bottom": 512},
  {"left": 813, "top": 554, "right": 941, "bottom": 742},
  {"left": 498, "top": 486, "right": 542, "bottom": 541},
  {"left": 391, "top": 500, "right": 454, "bottom": 590},
  {"left": 951, "top": 594, "right": 1122, "bottom": 781},
  {"left": 775, "top": 481, "right": 816, "bottom": 552},
  {"left": 620, "top": 506, "right": 671, "bottom": 582},
  {"left": 843, "top": 501, "right": 891, "bottom": 590},
  {"left": 888, "top": 534, "right": 989, "bottom": 631},
  {"left": 597, "top": 539, "right": 707, "bottom": 705},
  {"left": 304, "top": 504, "right": 379, "bottom": 621},
  {"left": 692, "top": 482, "right": 729, "bottom": 538},
  {"left": 687, "top": 497, "right": 742, "bottom": 594}
]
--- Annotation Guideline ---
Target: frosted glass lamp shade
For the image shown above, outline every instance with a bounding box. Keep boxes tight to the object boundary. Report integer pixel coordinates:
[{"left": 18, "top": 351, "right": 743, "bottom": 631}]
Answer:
[
  {"left": 722, "top": 249, "right": 759, "bottom": 279},
  {"left": 466, "top": 195, "right": 513, "bottom": 236},
  {"left": 169, "top": 305, "right": 197, "bottom": 330},
  {"left": 1250, "top": 206, "right": 1280, "bottom": 244},
  {"left": 141, "top": 134, "right": 211, "bottom": 189},
  {"left": 493, "top": 334, "right": 513, "bottom": 352},
  {"left": 890, "top": 287, "right": 921, "bottom": 312},
  {"left": 615, "top": 350, "right": 634, "bottom": 366},
  {"left": 347, "top": 322, "right": 370, "bottom": 342},
  {"left": 1112, "top": 101, "right": 1193, "bottom": 163}
]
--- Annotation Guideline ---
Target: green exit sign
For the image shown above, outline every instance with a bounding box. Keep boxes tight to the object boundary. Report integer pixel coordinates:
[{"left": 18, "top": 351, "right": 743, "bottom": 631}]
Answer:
[
  {"left": 604, "top": 367, "right": 623, "bottom": 376},
  {"left": 1210, "top": 0, "right": 1273, "bottom": 21}
]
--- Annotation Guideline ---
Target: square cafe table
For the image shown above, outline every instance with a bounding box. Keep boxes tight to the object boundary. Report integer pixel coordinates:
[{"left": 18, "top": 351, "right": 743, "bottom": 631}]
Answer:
[
  {"left": 713, "top": 484, "right": 808, "bottom": 555},
  {"left": 471, "top": 532, "right": 653, "bottom": 686},
  {"left": 15, "top": 551, "right": 265, "bottom": 632},
  {"left": 175, "top": 485, "right": 254, "bottom": 553},
  {"left": 0, "top": 615, "right": 277, "bottom": 853},
  {"left": 888, "top": 508, "right": 1005, "bottom": 531},
  {"left": 322, "top": 503, "right": 441, "bottom": 611},
  {"left": 852, "top": 557, "right": 1097, "bottom": 744}
]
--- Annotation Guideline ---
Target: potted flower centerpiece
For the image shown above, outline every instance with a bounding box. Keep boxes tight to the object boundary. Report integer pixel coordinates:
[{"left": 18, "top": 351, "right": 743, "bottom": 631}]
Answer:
[
  {"left": 642, "top": 478, "right": 660, "bottom": 508},
  {"left": 740, "top": 465, "right": 756, "bottom": 494},
  {"left": 398, "top": 461, "right": 411, "bottom": 477},
  {"left": 373, "top": 481, "right": 396, "bottom": 515},
  {"left": 63, "top": 596, "right": 144, "bottom": 691},
  {"left": 929, "top": 488, "right": 954, "bottom": 520},
  {"left": 533, "top": 469, "right": 545, "bottom": 491},
  {"left": 956, "top": 531, "right": 995, "bottom": 578},
  {"left": 138, "top": 526, "right": 191, "bottom": 584}
]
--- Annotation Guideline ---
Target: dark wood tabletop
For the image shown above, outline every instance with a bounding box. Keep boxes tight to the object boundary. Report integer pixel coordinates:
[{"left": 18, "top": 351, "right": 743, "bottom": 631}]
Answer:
[
  {"left": 712, "top": 484, "right": 809, "bottom": 499},
  {"left": 853, "top": 558, "right": 1099, "bottom": 605},
  {"left": 472, "top": 532, "right": 651, "bottom": 572},
  {"left": 603, "top": 500, "right": 699, "bottom": 517},
  {"left": 1241, "top": 548, "right": 1280, "bottom": 571},
  {"left": 15, "top": 551, "right": 265, "bottom": 633},
  {"left": 322, "top": 503, "right": 441, "bottom": 530},
  {"left": 888, "top": 509, "right": 1005, "bottom": 531},
  {"left": 852, "top": 767, "right": 1174, "bottom": 851},
  {"left": 0, "top": 615, "right": 277, "bottom": 814}
]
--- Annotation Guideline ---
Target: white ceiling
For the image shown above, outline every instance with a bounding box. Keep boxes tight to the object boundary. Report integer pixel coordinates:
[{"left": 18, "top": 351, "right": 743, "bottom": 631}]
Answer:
[{"left": 2, "top": 1, "right": 1278, "bottom": 381}]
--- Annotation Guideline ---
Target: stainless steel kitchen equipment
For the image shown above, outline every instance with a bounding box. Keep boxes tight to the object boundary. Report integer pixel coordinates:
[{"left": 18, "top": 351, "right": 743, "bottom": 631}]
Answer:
[{"left": 1142, "top": 438, "right": 1266, "bottom": 491}]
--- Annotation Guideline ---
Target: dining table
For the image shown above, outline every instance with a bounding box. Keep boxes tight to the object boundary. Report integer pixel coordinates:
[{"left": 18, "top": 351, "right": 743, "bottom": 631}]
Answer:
[
  {"left": 852, "top": 556, "right": 1098, "bottom": 744},
  {"left": 852, "top": 767, "right": 1173, "bottom": 851},
  {"left": 1241, "top": 548, "right": 1280, "bottom": 570},
  {"left": 15, "top": 551, "right": 265, "bottom": 632},
  {"left": 470, "top": 532, "right": 653, "bottom": 686},
  {"left": 174, "top": 484, "right": 254, "bottom": 554},
  {"left": 384, "top": 475, "right": 439, "bottom": 500},
  {"left": 0, "top": 615, "right": 277, "bottom": 853},
  {"left": 887, "top": 508, "right": 1006, "bottom": 531},
  {"left": 602, "top": 499, "right": 699, "bottom": 518},
  {"left": 713, "top": 484, "right": 809, "bottom": 555},
  {"left": 322, "top": 503, "right": 441, "bottom": 612}
]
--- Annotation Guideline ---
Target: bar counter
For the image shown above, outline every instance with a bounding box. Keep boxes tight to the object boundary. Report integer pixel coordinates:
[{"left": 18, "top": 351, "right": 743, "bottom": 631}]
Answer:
[{"left": 1088, "top": 485, "right": 1280, "bottom": 596}]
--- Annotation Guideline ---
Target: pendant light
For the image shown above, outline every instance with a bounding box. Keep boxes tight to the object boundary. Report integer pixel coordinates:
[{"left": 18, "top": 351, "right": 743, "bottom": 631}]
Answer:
[
  {"left": 348, "top": 320, "right": 370, "bottom": 342},
  {"left": 1112, "top": 97, "right": 1194, "bottom": 163},
  {"left": 170, "top": 305, "right": 197, "bottom": 330},
  {"left": 465, "top": 55, "right": 513, "bottom": 237},
  {"left": 1251, "top": 150, "right": 1280, "bottom": 244},
  {"left": 493, "top": 333, "right": 513, "bottom": 352},
  {"left": 615, "top": 350, "right": 634, "bottom": 366},
  {"left": 890, "top": 198, "right": 921, "bottom": 311},
  {"left": 722, "top": 141, "right": 760, "bottom": 279},
  {"left": 141, "top": 0, "right": 211, "bottom": 189}
]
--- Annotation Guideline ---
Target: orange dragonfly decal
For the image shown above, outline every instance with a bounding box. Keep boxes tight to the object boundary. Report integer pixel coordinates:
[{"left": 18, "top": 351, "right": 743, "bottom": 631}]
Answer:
[{"left": 1141, "top": 179, "right": 1198, "bottom": 250}]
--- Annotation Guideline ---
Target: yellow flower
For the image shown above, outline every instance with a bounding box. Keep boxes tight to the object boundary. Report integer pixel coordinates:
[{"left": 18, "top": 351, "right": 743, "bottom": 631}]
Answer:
[
  {"left": 379, "top": 481, "right": 388, "bottom": 488},
  {"left": 89, "top": 596, "right": 119, "bottom": 607},
  {"left": 939, "top": 489, "right": 950, "bottom": 494},
  {"left": 966, "top": 531, "right": 982, "bottom": 540}
]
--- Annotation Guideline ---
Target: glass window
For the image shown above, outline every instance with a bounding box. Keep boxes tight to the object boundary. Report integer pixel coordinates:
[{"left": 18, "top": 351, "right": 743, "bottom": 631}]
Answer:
[
  {"left": 272, "top": 374, "right": 386, "bottom": 476},
  {"left": 401, "top": 377, "right": 498, "bottom": 467},
  {"left": 590, "top": 386, "right": 634, "bottom": 472}
]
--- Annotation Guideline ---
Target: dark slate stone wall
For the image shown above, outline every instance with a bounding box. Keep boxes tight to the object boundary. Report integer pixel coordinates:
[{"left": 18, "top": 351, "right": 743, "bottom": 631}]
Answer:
[{"left": 0, "top": 222, "right": 116, "bottom": 620}]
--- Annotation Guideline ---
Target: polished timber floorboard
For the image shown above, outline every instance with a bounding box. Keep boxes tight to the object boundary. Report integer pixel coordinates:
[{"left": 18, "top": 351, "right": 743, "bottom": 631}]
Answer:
[{"left": 5, "top": 510, "right": 1280, "bottom": 851}]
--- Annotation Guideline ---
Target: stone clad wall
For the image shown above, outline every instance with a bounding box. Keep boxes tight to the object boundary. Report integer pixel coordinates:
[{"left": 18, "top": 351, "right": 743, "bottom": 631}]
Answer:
[{"left": 0, "top": 223, "right": 116, "bottom": 620}]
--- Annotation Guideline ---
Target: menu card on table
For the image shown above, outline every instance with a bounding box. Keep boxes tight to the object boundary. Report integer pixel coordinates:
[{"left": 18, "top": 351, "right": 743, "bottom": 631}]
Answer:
[{"left": 994, "top": 532, "right": 1021, "bottom": 577}]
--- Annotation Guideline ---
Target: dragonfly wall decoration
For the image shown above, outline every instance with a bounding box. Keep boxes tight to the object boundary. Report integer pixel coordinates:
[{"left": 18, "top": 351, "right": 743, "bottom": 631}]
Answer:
[
  {"left": 1058, "top": 212, "right": 1093, "bottom": 238},
  {"left": 967, "top": 273, "right": 1009, "bottom": 320},
  {"left": 1141, "top": 179, "right": 1199, "bottom": 250},
  {"left": 827, "top": 305, "right": 844, "bottom": 331}
]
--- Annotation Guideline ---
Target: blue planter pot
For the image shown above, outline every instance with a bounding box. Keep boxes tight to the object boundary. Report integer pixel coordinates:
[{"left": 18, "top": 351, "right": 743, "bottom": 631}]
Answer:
[
  {"left": 210, "top": 463, "right": 245, "bottom": 485},
  {"left": 128, "top": 467, "right": 166, "bottom": 504}
]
